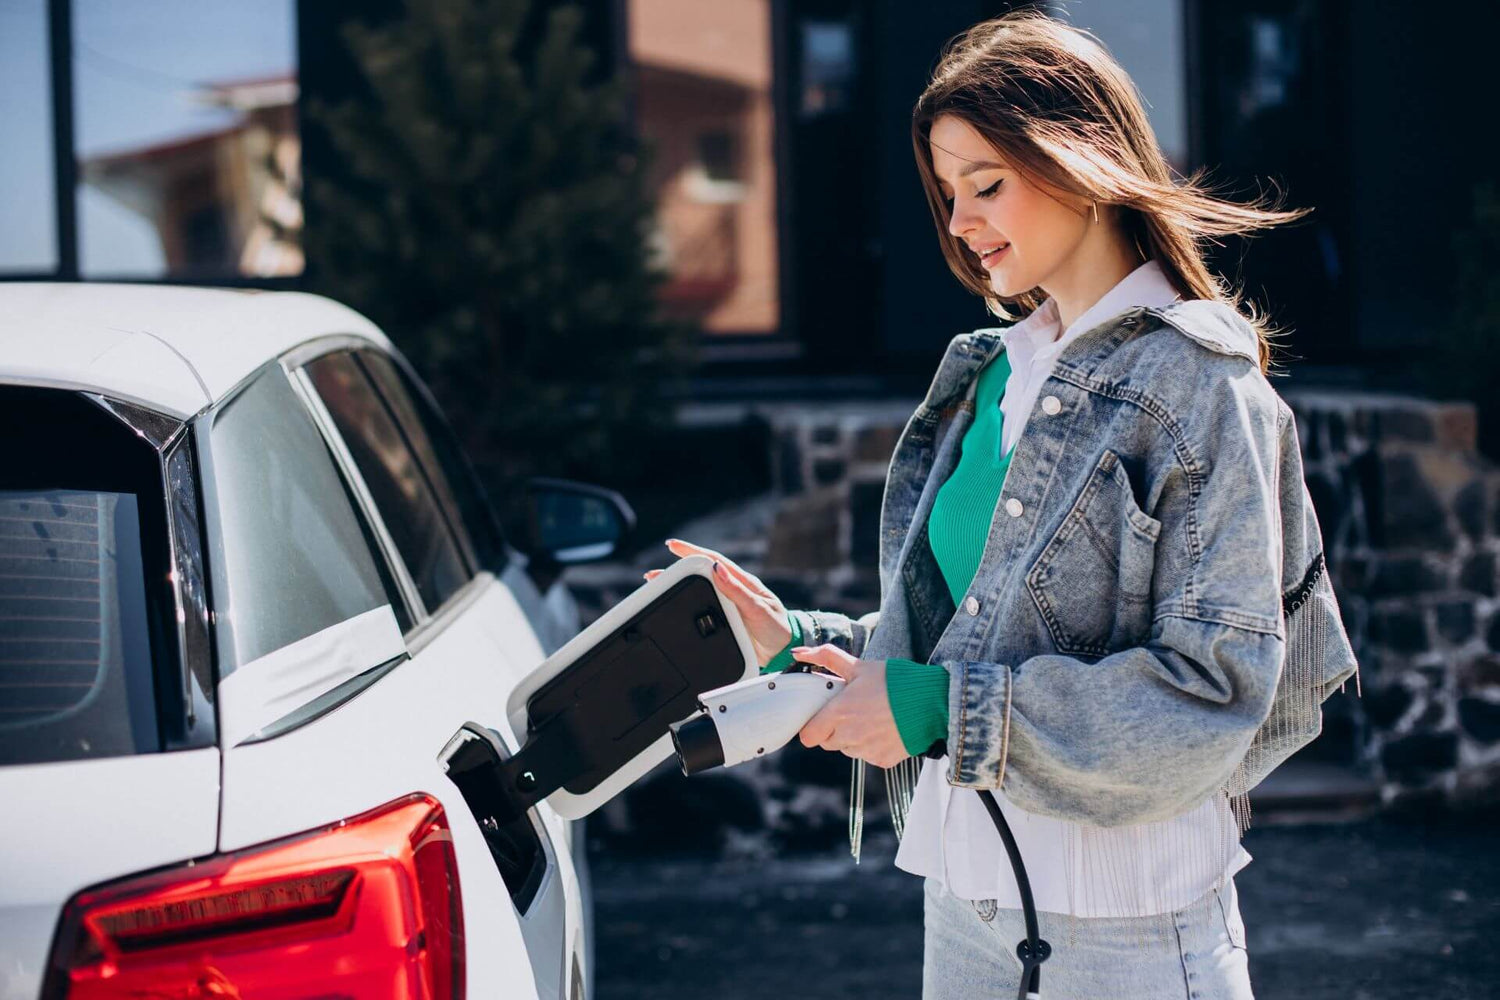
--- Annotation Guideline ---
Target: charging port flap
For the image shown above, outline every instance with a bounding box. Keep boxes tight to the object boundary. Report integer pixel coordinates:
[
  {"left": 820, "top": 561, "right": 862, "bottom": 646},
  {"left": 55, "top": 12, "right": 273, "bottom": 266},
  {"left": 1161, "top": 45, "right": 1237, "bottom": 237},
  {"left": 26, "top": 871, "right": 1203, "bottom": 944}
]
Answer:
[{"left": 486, "top": 555, "right": 755, "bottom": 820}]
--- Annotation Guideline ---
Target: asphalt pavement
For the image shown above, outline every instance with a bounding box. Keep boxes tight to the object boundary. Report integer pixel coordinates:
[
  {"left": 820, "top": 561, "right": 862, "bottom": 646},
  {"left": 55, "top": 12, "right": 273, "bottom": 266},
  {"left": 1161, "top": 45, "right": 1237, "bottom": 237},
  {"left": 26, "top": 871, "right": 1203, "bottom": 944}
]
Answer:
[{"left": 590, "top": 811, "right": 1500, "bottom": 999}]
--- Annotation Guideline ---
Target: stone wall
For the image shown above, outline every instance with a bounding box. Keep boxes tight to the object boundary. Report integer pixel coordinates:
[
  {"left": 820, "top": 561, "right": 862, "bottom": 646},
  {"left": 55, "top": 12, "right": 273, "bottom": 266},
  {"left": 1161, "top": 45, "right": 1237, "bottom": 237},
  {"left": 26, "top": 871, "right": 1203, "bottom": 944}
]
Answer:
[
  {"left": 565, "top": 388, "right": 1500, "bottom": 848},
  {"left": 1283, "top": 390, "right": 1500, "bottom": 808}
]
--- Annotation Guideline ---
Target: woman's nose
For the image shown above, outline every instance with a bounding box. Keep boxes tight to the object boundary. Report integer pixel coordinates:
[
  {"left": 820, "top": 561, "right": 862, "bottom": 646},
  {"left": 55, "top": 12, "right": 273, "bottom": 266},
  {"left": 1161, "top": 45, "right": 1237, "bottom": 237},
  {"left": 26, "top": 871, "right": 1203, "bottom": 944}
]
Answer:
[{"left": 947, "top": 198, "right": 981, "bottom": 240}]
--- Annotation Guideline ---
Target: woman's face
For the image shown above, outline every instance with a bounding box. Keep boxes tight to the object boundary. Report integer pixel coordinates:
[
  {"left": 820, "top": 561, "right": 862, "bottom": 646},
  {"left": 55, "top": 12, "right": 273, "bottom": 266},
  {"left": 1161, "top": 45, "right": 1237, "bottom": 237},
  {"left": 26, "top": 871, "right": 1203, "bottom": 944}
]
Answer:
[{"left": 928, "top": 114, "right": 1090, "bottom": 299}]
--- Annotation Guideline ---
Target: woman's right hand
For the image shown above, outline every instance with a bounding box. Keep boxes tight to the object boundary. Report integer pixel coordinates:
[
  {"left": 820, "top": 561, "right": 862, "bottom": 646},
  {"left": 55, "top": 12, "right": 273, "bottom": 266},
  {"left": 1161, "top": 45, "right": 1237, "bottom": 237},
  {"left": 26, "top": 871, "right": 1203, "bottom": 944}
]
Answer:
[{"left": 644, "top": 538, "right": 793, "bottom": 666}]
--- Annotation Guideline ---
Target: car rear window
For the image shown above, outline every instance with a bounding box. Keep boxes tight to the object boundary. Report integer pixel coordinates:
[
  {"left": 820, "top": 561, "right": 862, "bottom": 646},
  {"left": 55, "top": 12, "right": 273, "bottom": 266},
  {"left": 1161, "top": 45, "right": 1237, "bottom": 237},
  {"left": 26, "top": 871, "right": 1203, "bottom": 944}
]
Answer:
[{"left": 0, "top": 389, "right": 170, "bottom": 766}]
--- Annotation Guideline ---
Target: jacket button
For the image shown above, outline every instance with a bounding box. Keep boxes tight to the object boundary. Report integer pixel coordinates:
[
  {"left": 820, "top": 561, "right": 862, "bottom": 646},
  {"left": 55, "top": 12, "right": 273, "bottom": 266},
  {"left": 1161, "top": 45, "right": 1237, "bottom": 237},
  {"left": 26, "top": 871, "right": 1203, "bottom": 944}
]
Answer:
[
  {"left": 1041, "top": 395, "right": 1061, "bottom": 415},
  {"left": 1005, "top": 497, "right": 1024, "bottom": 517},
  {"left": 964, "top": 596, "right": 980, "bottom": 616}
]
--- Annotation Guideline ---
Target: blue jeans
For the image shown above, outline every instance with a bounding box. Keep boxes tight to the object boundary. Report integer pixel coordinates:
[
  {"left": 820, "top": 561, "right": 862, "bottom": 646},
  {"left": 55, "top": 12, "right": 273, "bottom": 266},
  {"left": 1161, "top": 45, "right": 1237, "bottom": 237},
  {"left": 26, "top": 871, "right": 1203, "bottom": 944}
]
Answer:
[{"left": 921, "top": 874, "right": 1254, "bottom": 999}]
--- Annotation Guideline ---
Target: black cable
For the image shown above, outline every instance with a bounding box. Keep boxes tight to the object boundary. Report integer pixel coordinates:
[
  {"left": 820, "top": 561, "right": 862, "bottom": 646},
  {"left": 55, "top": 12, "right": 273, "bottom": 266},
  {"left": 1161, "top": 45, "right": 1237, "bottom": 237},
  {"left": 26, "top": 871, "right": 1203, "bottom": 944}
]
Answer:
[
  {"left": 978, "top": 789, "right": 1051, "bottom": 999},
  {"left": 923, "top": 740, "right": 1050, "bottom": 998}
]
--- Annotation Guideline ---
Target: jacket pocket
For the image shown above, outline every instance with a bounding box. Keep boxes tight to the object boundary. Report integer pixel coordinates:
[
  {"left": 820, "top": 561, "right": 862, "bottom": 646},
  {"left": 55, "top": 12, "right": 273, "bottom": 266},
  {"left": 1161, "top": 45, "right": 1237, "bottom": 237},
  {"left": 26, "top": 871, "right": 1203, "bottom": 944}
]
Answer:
[{"left": 1025, "top": 448, "right": 1162, "bottom": 657}]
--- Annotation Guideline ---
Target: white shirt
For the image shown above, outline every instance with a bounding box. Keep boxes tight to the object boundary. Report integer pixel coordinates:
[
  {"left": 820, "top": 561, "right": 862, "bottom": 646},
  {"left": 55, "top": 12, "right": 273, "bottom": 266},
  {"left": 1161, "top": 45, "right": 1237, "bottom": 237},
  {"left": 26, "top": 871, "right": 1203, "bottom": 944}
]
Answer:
[{"left": 892, "top": 259, "right": 1252, "bottom": 916}]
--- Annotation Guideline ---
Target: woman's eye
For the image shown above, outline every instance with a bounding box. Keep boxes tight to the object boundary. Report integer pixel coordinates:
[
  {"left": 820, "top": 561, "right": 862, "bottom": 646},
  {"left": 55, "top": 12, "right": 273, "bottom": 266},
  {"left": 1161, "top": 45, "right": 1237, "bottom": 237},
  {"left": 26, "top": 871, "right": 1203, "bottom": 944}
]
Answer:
[{"left": 941, "top": 179, "right": 1001, "bottom": 205}]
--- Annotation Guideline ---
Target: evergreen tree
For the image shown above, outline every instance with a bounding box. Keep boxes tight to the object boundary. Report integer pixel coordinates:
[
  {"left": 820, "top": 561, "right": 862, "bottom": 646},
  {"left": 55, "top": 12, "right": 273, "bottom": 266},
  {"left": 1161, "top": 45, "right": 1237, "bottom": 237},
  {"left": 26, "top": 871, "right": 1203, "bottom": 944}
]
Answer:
[{"left": 304, "top": 0, "right": 692, "bottom": 487}]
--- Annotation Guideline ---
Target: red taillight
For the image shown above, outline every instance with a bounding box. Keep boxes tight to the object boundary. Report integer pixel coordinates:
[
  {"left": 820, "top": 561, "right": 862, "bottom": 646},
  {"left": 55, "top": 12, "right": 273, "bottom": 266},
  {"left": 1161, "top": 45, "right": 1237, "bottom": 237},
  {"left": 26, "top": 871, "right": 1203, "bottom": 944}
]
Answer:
[{"left": 44, "top": 794, "right": 465, "bottom": 999}]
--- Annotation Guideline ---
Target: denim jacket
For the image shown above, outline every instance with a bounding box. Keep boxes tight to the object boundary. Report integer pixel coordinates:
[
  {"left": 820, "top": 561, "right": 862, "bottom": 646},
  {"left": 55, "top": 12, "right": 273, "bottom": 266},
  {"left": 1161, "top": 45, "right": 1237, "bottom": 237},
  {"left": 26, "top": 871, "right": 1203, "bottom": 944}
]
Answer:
[{"left": 789, "top": 299, "right": 1359, "bottom": 829}]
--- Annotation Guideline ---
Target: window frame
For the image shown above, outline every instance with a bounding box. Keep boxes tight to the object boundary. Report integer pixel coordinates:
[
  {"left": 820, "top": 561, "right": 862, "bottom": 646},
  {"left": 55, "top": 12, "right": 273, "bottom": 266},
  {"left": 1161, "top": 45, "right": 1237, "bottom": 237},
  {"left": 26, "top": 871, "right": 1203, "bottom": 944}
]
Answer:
[
  {"left": 160, "top": 424, "right": 216, "bottom": 748},
  {"left": 352, "top": 346, "right": 512, "bottom": 576},
  {"left": 0, "top": 0, "right": 302, "bottom": 286},
  {"left": 96, "top": 393, "right": 217, "bottom": 752},
  {"left": 194, "top": 358, "right": 403, "bottom": 680},
  {"left": 281, "top": 336, "right": 503, "bottom": 647},
  {"left": 342, "top": 349, "right": 481, "bottom": 576}
]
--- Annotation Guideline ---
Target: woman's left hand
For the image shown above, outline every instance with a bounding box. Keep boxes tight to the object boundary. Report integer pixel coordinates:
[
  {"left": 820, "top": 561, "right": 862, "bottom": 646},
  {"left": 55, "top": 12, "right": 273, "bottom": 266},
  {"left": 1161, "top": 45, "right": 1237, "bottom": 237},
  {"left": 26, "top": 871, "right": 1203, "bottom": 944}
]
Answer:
[{"left": 794, "top": 645, "right": 909, "bottom": 769}]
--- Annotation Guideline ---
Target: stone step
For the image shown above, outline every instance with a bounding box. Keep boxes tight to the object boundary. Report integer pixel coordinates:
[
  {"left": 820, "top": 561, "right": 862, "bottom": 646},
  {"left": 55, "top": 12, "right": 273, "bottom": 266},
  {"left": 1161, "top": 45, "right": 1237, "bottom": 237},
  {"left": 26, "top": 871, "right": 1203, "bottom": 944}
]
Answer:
[{"left": 1247, "top": 759, "right": 1380, "bottom": 824}]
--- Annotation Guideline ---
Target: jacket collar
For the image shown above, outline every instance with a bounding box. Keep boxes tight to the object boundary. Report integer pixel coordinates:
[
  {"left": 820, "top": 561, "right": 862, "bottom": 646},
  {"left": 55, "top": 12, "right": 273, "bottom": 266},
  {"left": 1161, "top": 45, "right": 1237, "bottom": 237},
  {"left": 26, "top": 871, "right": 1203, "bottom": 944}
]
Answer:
[
  {"left": 924, "top": 297, "right": 1260, "bottom": 414},
  {"left": 1143, "top": 298, "right": 1260, "bottom": 364},
  {"left": 1003, "top": 258, "right": 1181, "bottom": 362}
]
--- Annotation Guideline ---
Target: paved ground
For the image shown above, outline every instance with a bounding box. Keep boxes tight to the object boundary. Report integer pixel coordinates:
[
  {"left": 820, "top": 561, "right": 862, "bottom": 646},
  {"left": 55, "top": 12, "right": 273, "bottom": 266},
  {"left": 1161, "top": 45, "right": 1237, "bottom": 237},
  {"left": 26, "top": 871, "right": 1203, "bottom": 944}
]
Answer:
[{"left": 590, "top": 811, "right": 1500, "bottom": 999}]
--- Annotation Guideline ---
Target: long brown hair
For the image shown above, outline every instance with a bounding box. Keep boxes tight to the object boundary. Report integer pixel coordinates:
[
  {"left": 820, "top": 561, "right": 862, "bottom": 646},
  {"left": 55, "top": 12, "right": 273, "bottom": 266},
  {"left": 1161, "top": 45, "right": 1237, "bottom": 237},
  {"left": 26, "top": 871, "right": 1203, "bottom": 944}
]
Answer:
[{"left": 911, "top": 10, "right": 1312, "bottom": 375}]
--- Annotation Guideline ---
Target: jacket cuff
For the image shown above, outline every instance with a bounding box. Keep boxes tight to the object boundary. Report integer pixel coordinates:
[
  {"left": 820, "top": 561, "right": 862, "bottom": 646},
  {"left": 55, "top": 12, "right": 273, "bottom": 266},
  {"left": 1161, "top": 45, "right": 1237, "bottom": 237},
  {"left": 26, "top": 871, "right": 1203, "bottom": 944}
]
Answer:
[
  {"left": 760, "top": 611, "right": 803, "bottom": 674},
  {"left": 885, "top": 659, "right": 950, "bottom": 757},
  {"left": 785, "top": 608, "right": 873, "bottom": 659},
  {"left": 944, "top": 659, "right": 1013, "bottom": 789}
]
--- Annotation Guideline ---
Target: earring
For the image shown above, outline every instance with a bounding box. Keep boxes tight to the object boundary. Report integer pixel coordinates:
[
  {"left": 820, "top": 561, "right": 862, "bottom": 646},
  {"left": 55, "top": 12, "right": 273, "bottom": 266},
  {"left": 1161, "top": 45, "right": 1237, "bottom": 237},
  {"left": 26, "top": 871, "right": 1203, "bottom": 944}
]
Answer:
[{"left": 1091, "top": 200, "right": 1100, "bottom": 224}]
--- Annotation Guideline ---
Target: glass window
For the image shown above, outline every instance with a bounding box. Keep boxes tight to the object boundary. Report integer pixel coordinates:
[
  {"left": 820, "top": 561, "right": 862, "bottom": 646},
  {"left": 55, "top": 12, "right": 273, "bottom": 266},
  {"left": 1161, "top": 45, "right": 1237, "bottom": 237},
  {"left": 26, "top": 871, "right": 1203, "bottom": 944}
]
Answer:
[
  {"left": 798, "top": 20, "right": 856, "bottom": 118},
  {"left": 0, "top": 0, "right": 58, "bottom": 272},
  {"left": 355, "top": 350, "right": 508, "bottom": 574},
  {"left": 1192, "top": 0, "right": 1351, "bottom": 361},
  {"left": 1059, "top": 1, "right": 1188, "bottom": 174},
  {"left": 305, "top": 352, "right": 472, "bottom": 614},
  {"left": 202, "top": 366, "right": 392, "bottom": 673},
  {"left": 626, "top": 0, "right": 780, "bottom": 334},
  {"left": 72, "top": 0, "right": 301, "bottom": 278},
  {"left": 0, "top": 388, "right": 169, "bottom": 766}
]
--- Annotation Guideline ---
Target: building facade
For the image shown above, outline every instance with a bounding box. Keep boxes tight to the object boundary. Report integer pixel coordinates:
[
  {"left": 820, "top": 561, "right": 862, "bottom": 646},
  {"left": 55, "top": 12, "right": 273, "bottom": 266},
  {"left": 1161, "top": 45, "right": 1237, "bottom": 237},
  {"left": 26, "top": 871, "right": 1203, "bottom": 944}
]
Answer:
[{"left": 4, "top": 0, "right": 1498, "bottom": 811}]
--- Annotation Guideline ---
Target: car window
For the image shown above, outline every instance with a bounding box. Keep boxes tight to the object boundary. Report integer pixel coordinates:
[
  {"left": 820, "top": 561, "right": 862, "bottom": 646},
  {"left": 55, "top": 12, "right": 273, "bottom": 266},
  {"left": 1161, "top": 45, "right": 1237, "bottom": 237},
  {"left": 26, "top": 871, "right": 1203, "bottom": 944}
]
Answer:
[
  {"left": 304, "top": 351, "right": 472, "bottom": 614},
  {"left": 355, "top": 350, "right": 508, "bottom": 573},
  {"left": 201, "top": 366, "right": 394, "bottom": 674},
  {"left": 0, "top": 388, "right": 169, "bottom": 765}
]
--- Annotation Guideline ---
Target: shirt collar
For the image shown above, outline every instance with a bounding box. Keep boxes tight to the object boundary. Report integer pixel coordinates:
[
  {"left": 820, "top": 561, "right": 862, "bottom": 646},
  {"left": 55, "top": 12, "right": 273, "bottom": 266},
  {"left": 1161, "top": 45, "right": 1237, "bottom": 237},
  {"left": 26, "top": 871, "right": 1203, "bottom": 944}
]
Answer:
[{"left": 1001, "top": 257, "right": 1182, "bottom": 362}]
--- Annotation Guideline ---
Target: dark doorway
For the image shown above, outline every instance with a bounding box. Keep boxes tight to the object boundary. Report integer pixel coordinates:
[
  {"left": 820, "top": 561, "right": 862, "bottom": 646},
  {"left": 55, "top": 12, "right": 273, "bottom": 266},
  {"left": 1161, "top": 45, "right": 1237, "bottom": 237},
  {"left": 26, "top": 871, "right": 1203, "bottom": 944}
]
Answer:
[{"left": 1187, "top": 0, "right": 1354, "bottom": 367}]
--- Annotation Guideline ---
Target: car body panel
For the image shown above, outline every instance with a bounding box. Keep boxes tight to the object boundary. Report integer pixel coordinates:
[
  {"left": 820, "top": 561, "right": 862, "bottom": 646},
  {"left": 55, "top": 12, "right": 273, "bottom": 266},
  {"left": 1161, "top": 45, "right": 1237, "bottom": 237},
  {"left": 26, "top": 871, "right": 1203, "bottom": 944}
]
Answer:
[
  {"left": 0, "top": 320, "right": 208, "bottom": 418},
  {"left": 0, "top": 748, "right": 221, "bottom": 1000},
  {"left": 217, "top": 579, "right": 579, "bottom": 998},
  {"left": 0, "top": 284, "right": 390, "bottom": 417}
]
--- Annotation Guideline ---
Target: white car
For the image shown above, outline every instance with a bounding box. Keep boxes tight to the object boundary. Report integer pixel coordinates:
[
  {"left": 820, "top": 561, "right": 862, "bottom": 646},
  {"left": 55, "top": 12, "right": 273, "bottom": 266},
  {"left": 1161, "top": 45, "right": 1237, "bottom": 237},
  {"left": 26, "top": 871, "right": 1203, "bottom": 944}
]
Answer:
[{"left": 0, "top": 284, "right": 633, "bottom": 1000}]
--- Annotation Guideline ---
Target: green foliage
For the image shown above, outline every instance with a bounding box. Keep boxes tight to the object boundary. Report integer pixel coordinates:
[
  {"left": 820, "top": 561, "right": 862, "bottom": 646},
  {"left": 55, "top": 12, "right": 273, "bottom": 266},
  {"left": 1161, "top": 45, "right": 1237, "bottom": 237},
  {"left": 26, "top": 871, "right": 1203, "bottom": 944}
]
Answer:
[{"left": 304, "top": 0, "right": 694, "bottom": 485}]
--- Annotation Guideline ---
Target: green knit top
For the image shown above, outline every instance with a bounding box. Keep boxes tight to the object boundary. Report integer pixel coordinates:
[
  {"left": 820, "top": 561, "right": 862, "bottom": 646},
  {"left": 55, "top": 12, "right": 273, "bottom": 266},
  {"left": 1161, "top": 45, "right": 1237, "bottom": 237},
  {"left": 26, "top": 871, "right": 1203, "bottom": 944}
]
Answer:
[{"left": 762, "top": 350, "right": 1014, "bottom": 756}]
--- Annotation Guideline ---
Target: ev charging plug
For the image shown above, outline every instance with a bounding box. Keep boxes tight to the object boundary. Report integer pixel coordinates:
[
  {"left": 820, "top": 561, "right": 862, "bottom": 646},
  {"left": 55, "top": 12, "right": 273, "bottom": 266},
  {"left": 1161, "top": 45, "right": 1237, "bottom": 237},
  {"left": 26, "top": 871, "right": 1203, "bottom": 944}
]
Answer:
[{"left": 670, "top": 665, "right": 844, "bottom": 775}]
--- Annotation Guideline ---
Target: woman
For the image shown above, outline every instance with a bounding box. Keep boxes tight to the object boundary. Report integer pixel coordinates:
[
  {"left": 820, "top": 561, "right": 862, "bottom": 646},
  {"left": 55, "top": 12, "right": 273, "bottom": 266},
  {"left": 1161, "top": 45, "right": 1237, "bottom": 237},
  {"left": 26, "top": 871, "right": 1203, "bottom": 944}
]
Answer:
[{"left": 648, "top": 11, "right": 1358, "bottom": 999}]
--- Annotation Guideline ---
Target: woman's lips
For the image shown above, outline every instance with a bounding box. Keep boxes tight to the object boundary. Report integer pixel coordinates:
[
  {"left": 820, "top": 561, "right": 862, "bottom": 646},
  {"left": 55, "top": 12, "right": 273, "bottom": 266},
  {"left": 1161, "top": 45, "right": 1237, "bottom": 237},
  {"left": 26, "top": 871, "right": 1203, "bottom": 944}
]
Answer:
[{"left": 979, "top": 243, "right": 1010, "bottom": 270}]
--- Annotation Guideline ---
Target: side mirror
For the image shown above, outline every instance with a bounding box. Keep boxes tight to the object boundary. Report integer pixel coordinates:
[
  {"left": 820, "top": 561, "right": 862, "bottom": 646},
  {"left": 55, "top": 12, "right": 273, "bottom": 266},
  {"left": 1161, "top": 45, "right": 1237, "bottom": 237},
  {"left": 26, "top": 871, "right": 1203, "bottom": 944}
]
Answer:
[{"left": 509, "top": 478, "right": 636, "bottom": 589}]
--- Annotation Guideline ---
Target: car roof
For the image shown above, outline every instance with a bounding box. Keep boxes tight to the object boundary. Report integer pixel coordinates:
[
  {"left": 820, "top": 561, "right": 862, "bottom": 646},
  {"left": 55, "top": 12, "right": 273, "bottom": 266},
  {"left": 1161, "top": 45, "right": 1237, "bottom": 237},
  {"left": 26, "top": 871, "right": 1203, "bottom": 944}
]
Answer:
[{"left": 0, "top": 283, "right": 393, "bottom": 419}]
